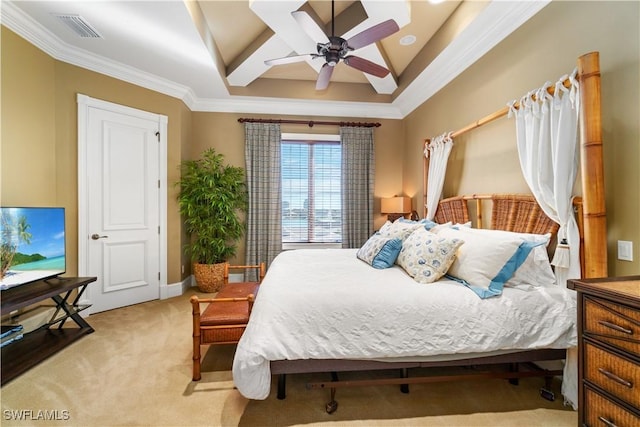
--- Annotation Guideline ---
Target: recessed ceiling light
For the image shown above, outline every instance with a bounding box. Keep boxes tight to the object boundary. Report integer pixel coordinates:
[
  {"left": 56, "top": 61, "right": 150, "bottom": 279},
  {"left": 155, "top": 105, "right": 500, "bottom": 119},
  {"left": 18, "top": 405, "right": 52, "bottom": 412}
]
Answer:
[
  {"left": 428, "top": 0, "right": 446, "bottom": 4},
  {"left": 399, "top": 35, "right": 416, "bottom": 46}
]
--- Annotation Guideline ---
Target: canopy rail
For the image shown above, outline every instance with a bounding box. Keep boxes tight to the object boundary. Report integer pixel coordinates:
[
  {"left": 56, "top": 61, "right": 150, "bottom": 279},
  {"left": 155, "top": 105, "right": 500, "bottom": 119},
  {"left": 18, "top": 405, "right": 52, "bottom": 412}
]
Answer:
[
  {"left": 423, "top": 78, "right": 573, "bottom": 149},
  {"left": 422, "top": 77, "right": 574, "bottom": 212},
  {"left": 421, "top": 51, "right": 606, "bottom": 278},
  {"left": 238, "top": 118, "right": 381, "bottom": 128}
]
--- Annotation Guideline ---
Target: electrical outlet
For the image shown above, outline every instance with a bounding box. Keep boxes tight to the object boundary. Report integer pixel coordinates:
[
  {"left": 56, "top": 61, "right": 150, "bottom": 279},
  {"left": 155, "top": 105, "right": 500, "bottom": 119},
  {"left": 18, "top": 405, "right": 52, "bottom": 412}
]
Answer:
[
  {"left": 181, "top": 265, "right": 185, "bottom": 274},
  {"left": 617, "top": 240, "right": 633, "bottom": 262}
]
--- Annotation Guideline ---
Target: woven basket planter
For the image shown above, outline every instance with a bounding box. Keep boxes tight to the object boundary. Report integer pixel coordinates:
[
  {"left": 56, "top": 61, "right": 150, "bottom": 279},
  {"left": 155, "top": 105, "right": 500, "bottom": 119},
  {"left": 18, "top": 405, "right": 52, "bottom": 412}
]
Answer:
[{"left": 193, "top": 262, "right": 225, "bottom": 293}]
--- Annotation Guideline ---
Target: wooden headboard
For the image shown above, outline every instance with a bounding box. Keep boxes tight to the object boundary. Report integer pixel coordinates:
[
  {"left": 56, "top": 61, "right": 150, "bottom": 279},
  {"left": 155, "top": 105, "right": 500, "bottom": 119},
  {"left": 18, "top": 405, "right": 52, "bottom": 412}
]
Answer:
[
  {"left": 434, "top": 194, "right": 586, "bottom": 275},
  {"left": 423, "top": 52, "right": 606, "bottom": 279},
  {"left": 435, "top": 194, "right": 559, "bottom": 235}
]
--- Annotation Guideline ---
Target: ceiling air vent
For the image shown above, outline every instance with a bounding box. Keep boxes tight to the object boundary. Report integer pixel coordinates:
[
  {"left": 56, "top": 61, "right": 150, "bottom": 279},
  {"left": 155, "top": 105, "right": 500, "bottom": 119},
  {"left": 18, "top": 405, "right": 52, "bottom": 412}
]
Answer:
[{"left": 54, "top": 14, "right": 103, "bottom": 39}]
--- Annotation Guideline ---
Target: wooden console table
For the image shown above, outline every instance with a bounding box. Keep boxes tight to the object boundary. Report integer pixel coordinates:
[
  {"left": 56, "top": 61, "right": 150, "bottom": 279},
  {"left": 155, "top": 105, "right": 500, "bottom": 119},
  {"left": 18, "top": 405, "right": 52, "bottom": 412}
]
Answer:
[{"left": 1, "top": 276, "right": 97, "bottom": 385}]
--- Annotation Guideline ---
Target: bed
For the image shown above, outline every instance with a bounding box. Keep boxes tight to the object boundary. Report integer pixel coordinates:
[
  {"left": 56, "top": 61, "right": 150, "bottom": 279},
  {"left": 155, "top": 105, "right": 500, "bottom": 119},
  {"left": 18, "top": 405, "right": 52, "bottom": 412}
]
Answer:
[{"left": 231, "top": 52, "right": 607, "bottom": 412}]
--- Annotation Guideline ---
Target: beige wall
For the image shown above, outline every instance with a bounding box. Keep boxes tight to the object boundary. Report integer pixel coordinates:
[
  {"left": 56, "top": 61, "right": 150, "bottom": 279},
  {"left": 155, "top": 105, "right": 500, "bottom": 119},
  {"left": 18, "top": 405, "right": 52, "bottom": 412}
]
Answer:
[
  {"left": 1, "top": 28, "right": 57, "bottom": 205},
  {"left": 1, "top": 27, "right": 190, "bottom": 283},
  {"left": 403, "top": 1, "right": 640, "bottom": 276}
]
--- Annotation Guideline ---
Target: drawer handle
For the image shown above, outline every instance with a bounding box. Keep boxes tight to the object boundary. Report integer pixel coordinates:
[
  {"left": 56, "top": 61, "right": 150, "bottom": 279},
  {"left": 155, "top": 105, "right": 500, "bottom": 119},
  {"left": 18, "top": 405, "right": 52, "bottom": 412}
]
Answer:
[
  {"left": 598, "top": 416, "right": 618, "bottom": 427},
  {"left": 598, "top": 320, "right": 633, "bottom": 335},
  {"left": 598, "top": 368, "right": 633, "bottom": 388}
]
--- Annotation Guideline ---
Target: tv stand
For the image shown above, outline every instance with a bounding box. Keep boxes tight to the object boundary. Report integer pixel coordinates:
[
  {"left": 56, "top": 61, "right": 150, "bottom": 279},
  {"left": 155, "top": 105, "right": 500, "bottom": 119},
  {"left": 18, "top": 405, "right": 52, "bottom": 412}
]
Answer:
[{"left": 0, "top": 276, "right": 97, "bottom": 385}]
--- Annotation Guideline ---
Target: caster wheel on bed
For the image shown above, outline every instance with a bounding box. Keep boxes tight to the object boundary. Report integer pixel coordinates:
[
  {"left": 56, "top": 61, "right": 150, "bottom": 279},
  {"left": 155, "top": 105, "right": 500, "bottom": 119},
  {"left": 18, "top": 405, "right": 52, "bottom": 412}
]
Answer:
[
  {"left": 326, "top": 400, "right": 338, "bottom": 414},
  {"left": 540, "top": 388, "right": 555, "bottom": 401}
]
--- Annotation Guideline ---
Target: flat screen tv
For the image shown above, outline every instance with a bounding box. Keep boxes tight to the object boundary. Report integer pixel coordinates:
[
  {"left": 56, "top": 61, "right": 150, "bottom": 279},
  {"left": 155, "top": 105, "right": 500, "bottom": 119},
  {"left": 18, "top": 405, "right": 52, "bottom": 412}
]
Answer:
[{"left": 0, "top": 207, "right": 66, "bottom": 290}]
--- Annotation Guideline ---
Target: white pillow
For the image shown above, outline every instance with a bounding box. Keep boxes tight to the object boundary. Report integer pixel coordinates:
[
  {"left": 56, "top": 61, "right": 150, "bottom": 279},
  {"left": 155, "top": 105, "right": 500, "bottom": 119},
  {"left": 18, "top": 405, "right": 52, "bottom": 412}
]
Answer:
[
  {"left": 433, "top": 227, "right": 547, "bottom": 298},
  {"left": 396, "top": 227, "right": 463, "bottom": 284},
  {"left": 456, "top": 228, "right": 556, "bottom": 288}
]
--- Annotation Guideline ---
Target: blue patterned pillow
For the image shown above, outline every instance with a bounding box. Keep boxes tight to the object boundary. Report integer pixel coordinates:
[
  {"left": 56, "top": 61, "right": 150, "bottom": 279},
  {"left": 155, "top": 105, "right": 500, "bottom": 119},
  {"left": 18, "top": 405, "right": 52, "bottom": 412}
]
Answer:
[
  {"left": 398, "top": 217, "right": 439, "bottom": 230},
  {"left": 396, "top": 227, "right": 464, "bottom": 284},
  {"left": 357, "top": 233, "right": 403, "bottom": 269},
  {"left": 378, "top": 220, "right": 423, "bottom": 241}
]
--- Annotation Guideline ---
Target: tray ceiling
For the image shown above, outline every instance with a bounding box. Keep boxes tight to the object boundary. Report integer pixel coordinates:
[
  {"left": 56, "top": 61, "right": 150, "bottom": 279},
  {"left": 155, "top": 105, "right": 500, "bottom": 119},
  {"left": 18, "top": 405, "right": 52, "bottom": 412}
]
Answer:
[{"left": 2, "top": 1, "right": 550, "bottom": 118}]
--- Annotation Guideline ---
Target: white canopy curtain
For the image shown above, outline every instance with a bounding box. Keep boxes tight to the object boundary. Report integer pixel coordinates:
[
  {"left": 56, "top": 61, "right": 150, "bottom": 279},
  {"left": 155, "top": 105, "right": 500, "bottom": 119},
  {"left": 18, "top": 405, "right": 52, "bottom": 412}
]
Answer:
[
  {"left": 508, "top": 69, "right": 581, "bottom": 288},
  {"left": 424, "top": 133, "right": 454, "bottom": 220},
  {"left": 508, "top": 69, "right": 581, "bottom": 410}
]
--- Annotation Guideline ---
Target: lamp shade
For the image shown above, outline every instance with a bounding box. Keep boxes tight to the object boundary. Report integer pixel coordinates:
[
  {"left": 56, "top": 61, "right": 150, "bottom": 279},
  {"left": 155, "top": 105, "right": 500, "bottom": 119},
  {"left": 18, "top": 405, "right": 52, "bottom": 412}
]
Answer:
[{"left": 381, "top": 196, "right": 411, "bottom": 214}]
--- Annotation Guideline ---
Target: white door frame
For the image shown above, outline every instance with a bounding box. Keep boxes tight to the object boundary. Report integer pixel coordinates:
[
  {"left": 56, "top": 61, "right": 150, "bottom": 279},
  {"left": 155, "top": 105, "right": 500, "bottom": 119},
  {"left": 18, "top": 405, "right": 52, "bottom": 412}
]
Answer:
[{"left": 77, "top": 94, "right": 168, "bottom": 314}]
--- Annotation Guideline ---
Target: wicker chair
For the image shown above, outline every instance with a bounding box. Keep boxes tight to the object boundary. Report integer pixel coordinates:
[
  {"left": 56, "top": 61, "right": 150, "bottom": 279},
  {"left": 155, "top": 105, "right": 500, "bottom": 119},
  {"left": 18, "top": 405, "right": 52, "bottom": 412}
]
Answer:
[{"left": 190, "top": 262, "right": 266, "bottom": 381}]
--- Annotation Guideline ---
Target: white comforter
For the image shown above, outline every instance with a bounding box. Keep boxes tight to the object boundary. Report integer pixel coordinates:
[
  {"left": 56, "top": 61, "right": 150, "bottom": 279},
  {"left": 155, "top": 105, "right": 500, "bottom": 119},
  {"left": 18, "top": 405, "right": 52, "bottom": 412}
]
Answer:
[{"left": 232, "top": 249, "right": 577, "bottom": 400}]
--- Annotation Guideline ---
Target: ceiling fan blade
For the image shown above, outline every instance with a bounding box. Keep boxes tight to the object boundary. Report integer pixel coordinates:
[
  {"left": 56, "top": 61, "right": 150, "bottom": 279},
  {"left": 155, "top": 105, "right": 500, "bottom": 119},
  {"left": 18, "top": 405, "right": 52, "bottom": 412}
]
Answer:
[
  {"left": 316, "top": 63, "right": 334, "bottom": 90},
  {"left": 346, "top": 19, "right": 400, "bottom": 50},
  {"left": 265, "top": 53, "right": 313, "bottom": 66},
  {"left": 343, "top": 56, "right": 390, "bottom": 78},
  {"left": 292, "top": 11, "right": 330, "bottom": 44}
]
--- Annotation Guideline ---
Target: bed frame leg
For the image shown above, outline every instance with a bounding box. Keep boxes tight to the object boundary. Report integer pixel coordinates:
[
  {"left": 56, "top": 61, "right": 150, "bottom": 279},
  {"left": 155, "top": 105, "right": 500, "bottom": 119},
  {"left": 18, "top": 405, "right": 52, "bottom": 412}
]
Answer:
[
  {"left": 277, "top": 374, "right": 286, "bottom": 400},
  {"left": 508, "top": 363, "right": 519, "bottom": 385},
  {"left": 325, "top": 372, "right": 339, "bottom": 414},
  {"left": 540, "top": 375, "right": 555, "bottom": 401},
  {"left": 400, "top": 368, "right": 410, "bottom": 394}
]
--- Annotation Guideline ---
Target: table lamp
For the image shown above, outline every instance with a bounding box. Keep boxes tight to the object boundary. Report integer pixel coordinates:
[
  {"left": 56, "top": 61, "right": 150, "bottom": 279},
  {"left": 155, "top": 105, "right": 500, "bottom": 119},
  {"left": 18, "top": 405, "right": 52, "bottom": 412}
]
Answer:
[{"left": 381, "top": 196, "right": 411, "bottom": 222}]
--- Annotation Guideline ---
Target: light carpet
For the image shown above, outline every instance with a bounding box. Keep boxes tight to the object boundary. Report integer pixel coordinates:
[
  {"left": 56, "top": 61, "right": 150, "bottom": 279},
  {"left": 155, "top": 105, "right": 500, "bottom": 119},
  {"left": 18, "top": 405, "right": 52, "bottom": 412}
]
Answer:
[{"left": 0, "top": 289, "right": 576, "bottom": 426}]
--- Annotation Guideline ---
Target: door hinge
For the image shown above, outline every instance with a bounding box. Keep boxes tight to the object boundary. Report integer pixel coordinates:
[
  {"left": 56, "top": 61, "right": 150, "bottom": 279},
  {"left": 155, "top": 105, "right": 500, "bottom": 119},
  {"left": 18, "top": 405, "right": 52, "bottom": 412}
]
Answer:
[
  {"left": 158, "top": 226, "right": 160, "bottom": 234},
  {"left": 158, "top": 180, "right": 160, "bottom": 189},
  {"left": 158, "top": 272, "right": 160, "bottom": 281},
  {"left": 155, "top": 131, "right": 160, "bottom": 142}
]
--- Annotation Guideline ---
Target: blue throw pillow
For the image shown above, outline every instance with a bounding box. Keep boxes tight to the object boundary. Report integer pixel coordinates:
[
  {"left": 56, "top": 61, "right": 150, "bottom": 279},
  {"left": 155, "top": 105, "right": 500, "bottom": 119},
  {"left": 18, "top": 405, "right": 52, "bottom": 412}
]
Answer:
[{"left": 357, "top": 233, "right": 403, "bottom": 269}]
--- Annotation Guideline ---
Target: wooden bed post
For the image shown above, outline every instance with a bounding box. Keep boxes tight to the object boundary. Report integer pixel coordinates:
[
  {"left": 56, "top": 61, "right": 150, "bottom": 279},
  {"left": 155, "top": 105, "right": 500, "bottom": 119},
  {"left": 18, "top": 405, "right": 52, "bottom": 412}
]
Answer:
[{"left": 578, "top": 52, "right": 608, "bottom": 278}]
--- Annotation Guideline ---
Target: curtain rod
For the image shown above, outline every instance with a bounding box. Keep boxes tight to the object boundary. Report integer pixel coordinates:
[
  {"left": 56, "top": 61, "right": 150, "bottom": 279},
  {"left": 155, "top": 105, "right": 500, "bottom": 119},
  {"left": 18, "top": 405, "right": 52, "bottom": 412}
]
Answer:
[
  {"left": 424, "top": 76, "right": 574, "bottom": 146},
  {"left": 238, "top": 118, "right": 381, "bottom": 128}
]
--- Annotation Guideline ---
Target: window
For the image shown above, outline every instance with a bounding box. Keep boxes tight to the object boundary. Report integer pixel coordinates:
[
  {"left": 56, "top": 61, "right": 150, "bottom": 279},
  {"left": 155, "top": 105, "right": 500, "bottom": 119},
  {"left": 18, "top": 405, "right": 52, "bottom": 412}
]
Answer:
[{"left": 281, "top": 133, "right": 341, "bottom": 245}]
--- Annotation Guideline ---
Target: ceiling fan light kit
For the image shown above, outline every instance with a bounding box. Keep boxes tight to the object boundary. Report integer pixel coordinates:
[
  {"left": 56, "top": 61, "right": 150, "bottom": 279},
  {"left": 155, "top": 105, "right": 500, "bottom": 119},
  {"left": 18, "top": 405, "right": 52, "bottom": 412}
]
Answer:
[{"left": 264, "top": 1, "right": 400, "bottom": 90}]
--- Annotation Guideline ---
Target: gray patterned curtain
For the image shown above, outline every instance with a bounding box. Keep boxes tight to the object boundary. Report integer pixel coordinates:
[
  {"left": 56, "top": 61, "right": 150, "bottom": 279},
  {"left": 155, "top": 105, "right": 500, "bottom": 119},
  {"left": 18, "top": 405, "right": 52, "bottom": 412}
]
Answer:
[
  {"left": 244, "top": 122, "right": 282, "bottom": 280},
  {"left": 340, "top": 126, "right": 374, "bottom": 248}
]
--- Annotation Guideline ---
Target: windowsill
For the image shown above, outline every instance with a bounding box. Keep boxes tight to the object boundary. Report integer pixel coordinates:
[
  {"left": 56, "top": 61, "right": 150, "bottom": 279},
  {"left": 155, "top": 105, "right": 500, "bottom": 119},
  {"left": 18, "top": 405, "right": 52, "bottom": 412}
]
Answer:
[{"left": 282, "top": 243, "right": 342, "bottom": 250}]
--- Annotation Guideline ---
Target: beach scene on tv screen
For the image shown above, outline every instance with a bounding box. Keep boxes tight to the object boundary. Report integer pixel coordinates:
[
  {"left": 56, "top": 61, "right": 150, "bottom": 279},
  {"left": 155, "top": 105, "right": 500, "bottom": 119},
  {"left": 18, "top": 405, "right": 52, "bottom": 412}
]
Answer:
[{"left": 0, "top": 208, "right": 66, "bottom": 290}]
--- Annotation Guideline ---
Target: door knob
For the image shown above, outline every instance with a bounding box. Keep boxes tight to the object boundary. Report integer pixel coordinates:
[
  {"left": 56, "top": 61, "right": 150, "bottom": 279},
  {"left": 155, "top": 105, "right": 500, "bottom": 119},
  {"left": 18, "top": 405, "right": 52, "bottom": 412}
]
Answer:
[{"left": 91, "top": 234, "right": 109, "bottom": 240}]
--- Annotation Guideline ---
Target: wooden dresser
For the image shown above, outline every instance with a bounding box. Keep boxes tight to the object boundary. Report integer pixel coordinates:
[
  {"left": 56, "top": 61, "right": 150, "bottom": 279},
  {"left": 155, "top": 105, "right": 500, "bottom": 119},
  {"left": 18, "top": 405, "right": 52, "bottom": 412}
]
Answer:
[{"left": 568, "top": 276, "right": 640, "bottom": 427}]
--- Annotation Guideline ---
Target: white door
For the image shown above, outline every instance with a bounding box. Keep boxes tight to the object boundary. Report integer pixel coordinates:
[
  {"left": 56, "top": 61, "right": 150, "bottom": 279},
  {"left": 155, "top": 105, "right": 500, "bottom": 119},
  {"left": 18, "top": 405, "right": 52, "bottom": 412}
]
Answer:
[{"left": 77, "top": 95, "right": 167, "bottom": 314}]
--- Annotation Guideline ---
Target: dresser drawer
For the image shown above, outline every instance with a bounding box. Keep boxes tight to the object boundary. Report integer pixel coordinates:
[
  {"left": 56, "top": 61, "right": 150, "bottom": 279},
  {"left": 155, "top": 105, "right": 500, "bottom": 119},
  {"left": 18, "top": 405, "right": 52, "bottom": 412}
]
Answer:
[
  {"left": 584, "top": 296, "right": 640, "bottom": 356},
  {"left": 584, "top": 386, "right": 640, "bottom": 427},
  {"left": 585, "top": 341, "right": 640, "bottom": 409}
]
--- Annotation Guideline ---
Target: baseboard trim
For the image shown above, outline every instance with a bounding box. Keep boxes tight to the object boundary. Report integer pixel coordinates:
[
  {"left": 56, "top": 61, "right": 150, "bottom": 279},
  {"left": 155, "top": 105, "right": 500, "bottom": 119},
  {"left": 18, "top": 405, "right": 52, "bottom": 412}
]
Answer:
[{"left": 161, "top": 276, "right": 193, "bottom": 299}]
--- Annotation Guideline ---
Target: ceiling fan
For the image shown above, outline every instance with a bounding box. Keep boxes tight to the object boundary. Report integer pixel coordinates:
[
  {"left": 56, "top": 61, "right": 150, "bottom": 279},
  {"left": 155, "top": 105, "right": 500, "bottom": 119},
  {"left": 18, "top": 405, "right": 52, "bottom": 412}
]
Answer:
[{"left": 264, "top": 1, "right": 400, "bottom": 90}]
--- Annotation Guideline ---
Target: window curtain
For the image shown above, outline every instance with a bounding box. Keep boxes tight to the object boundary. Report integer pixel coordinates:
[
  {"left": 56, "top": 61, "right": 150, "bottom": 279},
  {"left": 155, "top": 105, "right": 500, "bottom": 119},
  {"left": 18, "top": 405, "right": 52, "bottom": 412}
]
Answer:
[
  {"left": 244, "top": 122, "right": 282, "bottom": 280},
  {"left": 424, "top": 133, "right": 454, "bottom": 220},
  {"left": 340, "top": 126, "right": 374, "bottom": 248},
  {"left": 508, "top": 69, "right": 581, "bottom": 409}
]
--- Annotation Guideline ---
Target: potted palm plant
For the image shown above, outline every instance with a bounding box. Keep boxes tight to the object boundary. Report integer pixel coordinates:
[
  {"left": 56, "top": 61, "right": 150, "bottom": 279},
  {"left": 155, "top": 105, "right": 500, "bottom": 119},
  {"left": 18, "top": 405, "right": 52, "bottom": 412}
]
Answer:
[{"left": 176, "top": 148, "right": 247, "bottom": 292}]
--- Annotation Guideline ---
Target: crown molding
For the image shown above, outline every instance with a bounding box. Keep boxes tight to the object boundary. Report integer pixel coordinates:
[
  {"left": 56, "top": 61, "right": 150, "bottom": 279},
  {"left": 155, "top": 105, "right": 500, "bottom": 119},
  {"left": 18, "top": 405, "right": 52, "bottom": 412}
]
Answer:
[
  {"left": 394, "top": 0, "right": 551, "bottom": 117},
  {"left": 2, "top": 1, "right": 196, "bottom": 104},
  {"left": 192, "top": 95, "right": 404, "bottom": 119}
]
